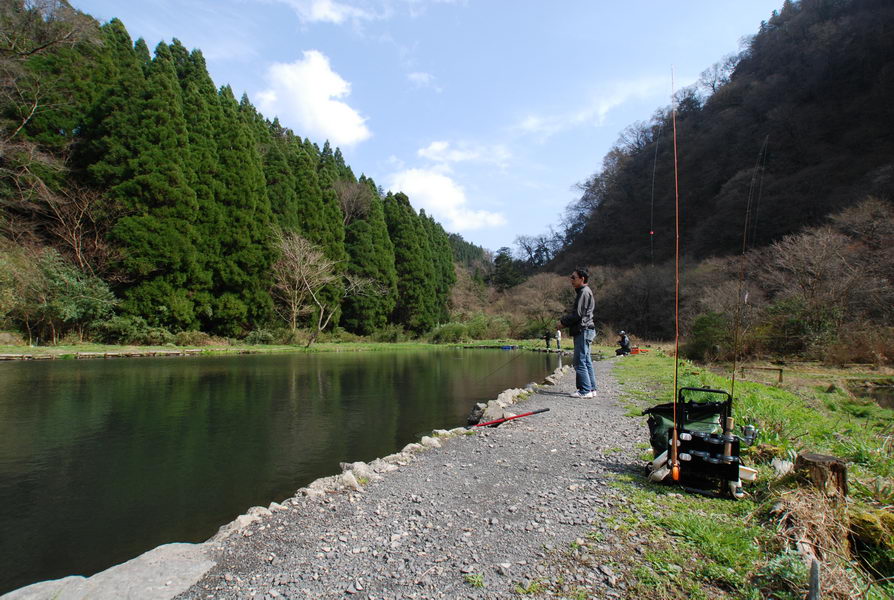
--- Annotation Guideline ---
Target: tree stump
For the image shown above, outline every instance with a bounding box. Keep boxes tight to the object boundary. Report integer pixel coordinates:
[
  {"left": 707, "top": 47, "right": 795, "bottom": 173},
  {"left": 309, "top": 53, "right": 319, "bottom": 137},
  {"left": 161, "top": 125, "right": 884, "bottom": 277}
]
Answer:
[{"left": 795, "top": 453, "right": 848, "bottom": 497}]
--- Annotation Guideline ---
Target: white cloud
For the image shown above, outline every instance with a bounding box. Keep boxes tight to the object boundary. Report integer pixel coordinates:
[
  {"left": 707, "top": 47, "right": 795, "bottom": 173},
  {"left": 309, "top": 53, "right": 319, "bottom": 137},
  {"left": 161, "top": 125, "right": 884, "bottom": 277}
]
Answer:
[
  {"left": 271, "top": 0, "right": 372, "bottom": 23},
  {"left": 389, "top": 168, "right": 505, "bottom": 231},
  {"left": 515, "top": 76, "right": 668, "bottom": 139},
  {"left": 417, "top": 140, "right": 511, "bottom": 167},
  {"left": 256, "top": 50, "right": 371, "bottom": 147},
  {"left": 407, "top": 71, "right": 442, "bottom": 92}
]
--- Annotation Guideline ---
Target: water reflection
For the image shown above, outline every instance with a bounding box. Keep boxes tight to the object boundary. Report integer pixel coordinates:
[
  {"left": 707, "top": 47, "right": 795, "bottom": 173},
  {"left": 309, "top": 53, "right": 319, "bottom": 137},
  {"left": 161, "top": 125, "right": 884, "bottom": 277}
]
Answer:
[{"left": 0, "top": 348, "right": 557, "bottom": 594}]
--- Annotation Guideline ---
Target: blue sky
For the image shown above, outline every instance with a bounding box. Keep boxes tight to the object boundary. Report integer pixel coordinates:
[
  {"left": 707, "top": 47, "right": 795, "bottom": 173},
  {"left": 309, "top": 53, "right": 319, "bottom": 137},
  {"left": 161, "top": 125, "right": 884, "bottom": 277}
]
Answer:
[{"left": 71, "top": 0, "right": 783, "bottom": 252}]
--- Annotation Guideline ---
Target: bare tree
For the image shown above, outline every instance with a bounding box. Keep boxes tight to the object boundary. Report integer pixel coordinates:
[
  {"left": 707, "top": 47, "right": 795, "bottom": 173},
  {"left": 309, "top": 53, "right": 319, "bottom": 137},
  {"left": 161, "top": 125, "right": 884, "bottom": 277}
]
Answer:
[
  {"left": 270, "top": 230, "right": 381, "bottom": 346},
  {"left": 333, "top": 180, "right": 372, "bottom": 226},
  {"left": 1, "top": 174, "right": 125, "bottom": 276}
]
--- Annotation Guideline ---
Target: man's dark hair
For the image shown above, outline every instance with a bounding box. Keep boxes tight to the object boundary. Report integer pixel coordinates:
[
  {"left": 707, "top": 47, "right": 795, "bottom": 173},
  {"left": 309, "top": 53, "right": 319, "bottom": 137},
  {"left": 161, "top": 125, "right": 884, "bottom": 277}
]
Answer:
[{"left": 573, "top": 268, "right": 589, "bottom": 283}]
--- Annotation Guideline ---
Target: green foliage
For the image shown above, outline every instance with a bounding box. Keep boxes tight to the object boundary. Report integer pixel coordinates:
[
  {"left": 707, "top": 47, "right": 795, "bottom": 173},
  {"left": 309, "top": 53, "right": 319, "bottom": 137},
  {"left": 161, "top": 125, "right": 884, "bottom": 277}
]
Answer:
[
  {"left": 383, "top": 192, "right": 438, "bottom": 333},
  {"left": 173, "top": 330, "right": 213, "bottom": 346},
  {"left": 244, "top": 329, "right": 275, "bottom": 345},
  {"left": 93, "top": 315, "right": 174, "bottom": 345},
  {"left": 683, "top": 312, "right": 731, "bottom": 361},
  {"left": 342, "top": 192, "right": 398, "bottom": 334},
  {"left": 429, "top": 322, "right": 468, "bottom": 343},
  {"left": 2, "top": 7, "right": 460, "bottom": 341},
  {"left": 369, "top": 324, "right": 410, "bottom": 343},
  {"left": 491, "top": 247, "right": 524, "bottom": 291}
]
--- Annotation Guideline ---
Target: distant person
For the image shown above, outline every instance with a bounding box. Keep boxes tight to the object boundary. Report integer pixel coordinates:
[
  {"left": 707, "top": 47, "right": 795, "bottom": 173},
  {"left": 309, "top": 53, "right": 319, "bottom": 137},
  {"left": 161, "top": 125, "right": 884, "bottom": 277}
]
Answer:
[
  {"left": 555, "top": 329, "right": 562, "bottom": 350},
  {"left": 558, "top": 268, "right": 596, "bottom": 398},
  {"left": 616, "top": 331, "right": 631, "bottom": 356}
]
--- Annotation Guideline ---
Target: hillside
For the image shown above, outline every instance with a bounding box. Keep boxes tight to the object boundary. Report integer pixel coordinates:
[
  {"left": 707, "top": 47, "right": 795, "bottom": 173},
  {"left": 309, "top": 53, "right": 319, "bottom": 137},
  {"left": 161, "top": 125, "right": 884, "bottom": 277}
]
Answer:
[{"left": 553, "top": 0, "right": 894, "bottom": 270}]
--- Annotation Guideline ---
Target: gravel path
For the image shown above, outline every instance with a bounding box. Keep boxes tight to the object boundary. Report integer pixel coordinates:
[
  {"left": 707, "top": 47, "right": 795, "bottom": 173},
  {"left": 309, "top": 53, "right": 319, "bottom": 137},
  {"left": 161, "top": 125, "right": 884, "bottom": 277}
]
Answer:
[{"left": 178, "top": 357, "right": 646, "bottom": 600}]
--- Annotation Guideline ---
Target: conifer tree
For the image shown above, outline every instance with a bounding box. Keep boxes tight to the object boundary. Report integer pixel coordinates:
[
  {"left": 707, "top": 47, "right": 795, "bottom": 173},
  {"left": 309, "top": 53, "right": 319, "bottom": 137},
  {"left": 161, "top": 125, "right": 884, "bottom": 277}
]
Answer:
[
  {"left": 106, "top": 41, "right": 201, "bottom": 329},
  {"left": 383, "top": 192, "right": 437, "bottom": 332},
  {"left": 342, "top": 179, "right": 398, "bottom": 334},
  {"left": 421, "top": 212, "right": 456, "bottom": 323},
  {"left": 168, "top": 42, "right": 223, "bottom": 327},
  {"left": 264, "top": 120, "right": 301, "bottom": 231},
  {"left": 210, "top": 86, "right": 274, "bottom": 334}
]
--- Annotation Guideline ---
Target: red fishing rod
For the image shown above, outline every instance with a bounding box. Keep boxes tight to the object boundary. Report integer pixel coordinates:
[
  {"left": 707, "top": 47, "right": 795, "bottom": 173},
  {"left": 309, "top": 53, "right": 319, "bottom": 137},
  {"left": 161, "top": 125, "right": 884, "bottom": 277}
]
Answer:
[{"left": 466, "top": 408, "right": 549, "bottom": 429}]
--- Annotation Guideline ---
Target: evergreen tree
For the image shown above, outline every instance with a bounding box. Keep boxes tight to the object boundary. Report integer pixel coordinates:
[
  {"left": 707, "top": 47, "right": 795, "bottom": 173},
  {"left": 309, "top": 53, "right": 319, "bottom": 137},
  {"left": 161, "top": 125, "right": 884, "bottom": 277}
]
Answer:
[
  {"left": 264, "top": 120, "right": 301, "bottom": 231},
  {"left": 168, "top": 42, "right": 223, "bottom": 327},
  {"left": 421, "top": 212, "right": 456, "bottom": 323},
  {"left": 342, "top": 180, "right": 398, "bottom": 334},
  {"left": 383, "top": 192, "right": 437, "bottom": 332},
  {"left": 106, "top": 41, "right": 201, "bottom": 329},
  {"left": 210, "top": 86, "right": 274, "bottom": 334}
]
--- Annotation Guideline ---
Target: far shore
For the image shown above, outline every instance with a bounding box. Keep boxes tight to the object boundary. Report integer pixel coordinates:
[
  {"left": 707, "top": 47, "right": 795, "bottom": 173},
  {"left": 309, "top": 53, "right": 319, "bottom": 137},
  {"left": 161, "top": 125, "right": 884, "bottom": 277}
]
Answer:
[{"left": 0, "top": 339, "right": 581, "bottom": 361}]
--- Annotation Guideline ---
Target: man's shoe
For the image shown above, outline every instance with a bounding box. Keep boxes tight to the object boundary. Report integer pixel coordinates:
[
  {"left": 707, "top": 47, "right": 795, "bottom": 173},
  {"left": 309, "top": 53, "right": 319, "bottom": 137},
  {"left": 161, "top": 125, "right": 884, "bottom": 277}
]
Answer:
[
  {"left": 586, "top": 391, "right": 598, "bottom": 398},
  {"left": 568, "top": 390, "right": 587, "bottom": 398}
]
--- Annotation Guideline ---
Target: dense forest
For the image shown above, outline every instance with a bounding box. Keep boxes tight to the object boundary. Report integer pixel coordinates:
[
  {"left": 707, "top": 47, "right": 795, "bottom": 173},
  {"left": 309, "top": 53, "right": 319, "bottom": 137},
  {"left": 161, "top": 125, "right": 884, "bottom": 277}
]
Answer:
[{"left": 0, "top": 0, "right": 462, "bottom": 343}]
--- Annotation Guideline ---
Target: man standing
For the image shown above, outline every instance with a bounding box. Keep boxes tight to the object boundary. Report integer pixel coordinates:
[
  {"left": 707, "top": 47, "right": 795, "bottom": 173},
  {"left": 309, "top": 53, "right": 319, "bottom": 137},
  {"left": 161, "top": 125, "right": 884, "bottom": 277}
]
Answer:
[{"left": 558, "top": 268, "right": 596, "bottom": 398}]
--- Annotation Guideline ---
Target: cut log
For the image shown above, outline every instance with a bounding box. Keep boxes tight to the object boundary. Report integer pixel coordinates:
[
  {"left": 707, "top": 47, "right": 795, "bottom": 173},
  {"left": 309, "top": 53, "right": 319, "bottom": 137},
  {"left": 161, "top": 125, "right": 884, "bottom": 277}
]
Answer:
[{"left": 795, "top": 453, "right": 848, "bottom": 497}]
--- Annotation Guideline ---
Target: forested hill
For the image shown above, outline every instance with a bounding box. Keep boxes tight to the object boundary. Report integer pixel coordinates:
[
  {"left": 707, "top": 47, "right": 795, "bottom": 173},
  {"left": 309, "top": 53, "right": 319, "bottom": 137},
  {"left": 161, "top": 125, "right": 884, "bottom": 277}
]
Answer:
[
  {"left": 554, "top": 0, "right": 894, "bottom": 270},
  {"left": 0, "top": 1, "right": 458, "bottom": 340}
]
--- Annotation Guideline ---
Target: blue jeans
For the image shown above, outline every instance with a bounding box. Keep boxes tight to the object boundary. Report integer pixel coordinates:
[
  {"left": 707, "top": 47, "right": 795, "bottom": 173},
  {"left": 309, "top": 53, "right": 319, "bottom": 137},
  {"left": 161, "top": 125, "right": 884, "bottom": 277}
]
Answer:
[{"left": 573, "top": 328, "right": 597, "bottom": 393}]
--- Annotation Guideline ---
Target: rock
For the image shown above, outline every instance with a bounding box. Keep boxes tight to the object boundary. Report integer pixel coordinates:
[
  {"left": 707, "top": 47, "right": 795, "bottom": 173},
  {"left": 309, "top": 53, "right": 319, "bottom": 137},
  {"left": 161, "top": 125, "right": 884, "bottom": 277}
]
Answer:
[
  {"left": 401, "top": 443, "right": 424, "bottom": 454},
  {"left": 337, "top": 471, "right": 362, "bottom": 491},
  {"left": 420, "top": 436, "right": 441, "bottom": 449}
]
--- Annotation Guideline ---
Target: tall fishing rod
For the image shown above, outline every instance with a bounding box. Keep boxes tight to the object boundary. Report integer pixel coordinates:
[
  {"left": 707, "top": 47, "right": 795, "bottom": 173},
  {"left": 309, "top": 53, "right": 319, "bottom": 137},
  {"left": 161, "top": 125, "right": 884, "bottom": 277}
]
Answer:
[
  {"left": 670, "top": 68, "right": 682, "bottom": 482},
  {"left": 730, "top": 135, "right": 769, "bottom": 401}
]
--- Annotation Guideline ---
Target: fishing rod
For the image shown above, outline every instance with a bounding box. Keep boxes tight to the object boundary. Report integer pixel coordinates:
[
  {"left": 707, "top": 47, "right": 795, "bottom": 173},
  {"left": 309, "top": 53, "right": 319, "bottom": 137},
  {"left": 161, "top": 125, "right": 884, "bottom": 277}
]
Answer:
[
  {"left": 670, "top": 67, "right": 682, "bottom": 482},
  {"left": 466, "top": 408, "right": 549, "bottom": 429}
]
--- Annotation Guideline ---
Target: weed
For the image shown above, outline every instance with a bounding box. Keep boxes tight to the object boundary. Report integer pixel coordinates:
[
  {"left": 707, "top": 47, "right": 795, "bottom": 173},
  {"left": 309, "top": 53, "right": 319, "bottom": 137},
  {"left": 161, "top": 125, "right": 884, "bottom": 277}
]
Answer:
[
  {"left": 463, "top": 573, "right": 484, "bottom": 588},
  {"left": 514, "top": 578, "right": 546, "bottom": 594}
]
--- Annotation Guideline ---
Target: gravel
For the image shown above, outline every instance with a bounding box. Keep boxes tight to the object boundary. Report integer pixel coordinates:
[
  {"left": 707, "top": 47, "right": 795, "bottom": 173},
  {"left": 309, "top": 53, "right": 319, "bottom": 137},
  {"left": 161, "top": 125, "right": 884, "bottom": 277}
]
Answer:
[{"left": 177, "top": 357, "right": 645, "bottom": 599}]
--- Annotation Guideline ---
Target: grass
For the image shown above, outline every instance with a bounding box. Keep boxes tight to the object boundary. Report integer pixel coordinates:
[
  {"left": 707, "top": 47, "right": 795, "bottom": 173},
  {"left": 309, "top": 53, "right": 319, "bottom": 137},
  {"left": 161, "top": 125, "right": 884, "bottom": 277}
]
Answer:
[
  {"left": 463, "top": 573, "right": 485, "bottom": 588},
  {"left": 605, "top": 351, "right": 894, "bottom": 599}
]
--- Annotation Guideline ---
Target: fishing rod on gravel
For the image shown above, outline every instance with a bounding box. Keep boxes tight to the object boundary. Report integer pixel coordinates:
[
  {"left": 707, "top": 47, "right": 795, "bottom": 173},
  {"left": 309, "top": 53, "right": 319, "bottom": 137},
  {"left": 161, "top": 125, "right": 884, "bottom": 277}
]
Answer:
[{"left": 465, "top": 408, "right": 550, "bottom": 429}]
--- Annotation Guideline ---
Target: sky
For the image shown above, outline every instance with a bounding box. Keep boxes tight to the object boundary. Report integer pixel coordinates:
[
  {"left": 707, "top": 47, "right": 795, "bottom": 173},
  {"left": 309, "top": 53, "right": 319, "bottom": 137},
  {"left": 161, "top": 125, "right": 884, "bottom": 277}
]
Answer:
[{"left": 70, "top": 0, "right": 783, "bottom": 253}]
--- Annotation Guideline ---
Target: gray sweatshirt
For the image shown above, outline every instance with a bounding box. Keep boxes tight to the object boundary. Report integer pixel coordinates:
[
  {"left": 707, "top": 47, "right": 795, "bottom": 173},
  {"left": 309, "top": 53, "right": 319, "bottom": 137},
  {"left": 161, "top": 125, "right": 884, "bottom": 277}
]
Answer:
[{"left": 560, "top": 285, "right": 595, "bottom": 335}]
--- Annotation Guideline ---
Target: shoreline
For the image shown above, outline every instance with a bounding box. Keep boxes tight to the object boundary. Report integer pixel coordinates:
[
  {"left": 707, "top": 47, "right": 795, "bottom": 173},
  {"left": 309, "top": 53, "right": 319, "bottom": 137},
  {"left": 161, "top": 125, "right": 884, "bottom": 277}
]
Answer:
[{"left": 4, "top": 363, "right": 601, "bottom": 600}]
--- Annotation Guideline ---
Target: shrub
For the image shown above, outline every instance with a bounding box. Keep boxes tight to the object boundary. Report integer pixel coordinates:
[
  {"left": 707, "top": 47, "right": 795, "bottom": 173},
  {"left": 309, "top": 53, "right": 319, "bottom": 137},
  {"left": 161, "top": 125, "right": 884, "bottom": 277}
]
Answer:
[
  {"left": 430, "top": 322, "right": 468, "bottom": 343},
  {"left": 174, "top": 330, "right": 213, "bottom": 346},
  {"left": 683, "top": 312, "right": 731, "bottom": 361},
  {"left": 244, "top": 329, "right": 275, "bottom": 345},
  {"left": 93, "top": 315, "right": 174, "bottom": 345},
  {"left": 370, "top": 324, "right": 409, "bottom": 343}
]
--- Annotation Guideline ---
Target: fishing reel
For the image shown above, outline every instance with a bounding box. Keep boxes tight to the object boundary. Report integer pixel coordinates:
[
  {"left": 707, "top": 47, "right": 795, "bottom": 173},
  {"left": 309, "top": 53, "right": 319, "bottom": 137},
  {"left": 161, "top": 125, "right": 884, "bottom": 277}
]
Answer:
[{"left": 739, "top": 424, "right": 758, "bottom": 446}]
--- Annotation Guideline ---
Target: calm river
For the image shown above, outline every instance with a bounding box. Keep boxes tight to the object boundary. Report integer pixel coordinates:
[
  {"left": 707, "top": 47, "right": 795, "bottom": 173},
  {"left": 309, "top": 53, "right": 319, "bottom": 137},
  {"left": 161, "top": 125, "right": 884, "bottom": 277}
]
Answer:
[{"left": 0, "top": 348, "right": 559, "bottom": 594}]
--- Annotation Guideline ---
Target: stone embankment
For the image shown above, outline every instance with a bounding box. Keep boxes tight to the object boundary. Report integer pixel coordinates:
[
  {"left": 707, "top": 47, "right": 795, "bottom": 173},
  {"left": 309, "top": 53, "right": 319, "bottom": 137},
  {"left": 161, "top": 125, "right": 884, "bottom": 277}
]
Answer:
[{"left": 4, "top": 358, "right": 645, "bottom": 600}]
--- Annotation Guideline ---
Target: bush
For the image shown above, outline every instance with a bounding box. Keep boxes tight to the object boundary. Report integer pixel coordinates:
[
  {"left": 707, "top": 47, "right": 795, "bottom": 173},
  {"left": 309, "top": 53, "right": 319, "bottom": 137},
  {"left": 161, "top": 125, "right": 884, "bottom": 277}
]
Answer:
[
  {"left": 174, "top": 330, "right": 213, "bottom": 346},
  {"left": 370, "top": 324, "right": 409, "bottom": 343},
  {"left": 316, "top": 327, "right": 363, "bottom": 343},
  {"left": 244, "top": 329, "right": 275, "bottom": 345},
  {"left": 683, "top": 312, "right": 731, "bottom": 361},
  {"left": 430, "top": 322, "right": 468, "bottom": 343},
  {"left": 93, "top": 315, "right": 174, "bottom": 345}
]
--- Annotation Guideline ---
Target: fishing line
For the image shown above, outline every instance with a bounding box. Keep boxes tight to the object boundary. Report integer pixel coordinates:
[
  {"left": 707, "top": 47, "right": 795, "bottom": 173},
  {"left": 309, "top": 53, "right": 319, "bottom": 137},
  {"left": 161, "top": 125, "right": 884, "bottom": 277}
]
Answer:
[
  {"left": 649, "top": 123, "right": 663, "bottom": 267},
  {"left": 670, "top": 68, "right": 682, "bottom": 481},
  {"left": 475, "top": 349, "right": 528, "bottom": 382},
  {"left": 730, "top": 135, "right": 769, "bottom": 401}
]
